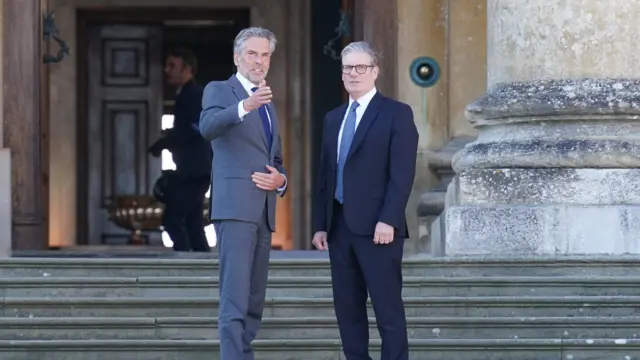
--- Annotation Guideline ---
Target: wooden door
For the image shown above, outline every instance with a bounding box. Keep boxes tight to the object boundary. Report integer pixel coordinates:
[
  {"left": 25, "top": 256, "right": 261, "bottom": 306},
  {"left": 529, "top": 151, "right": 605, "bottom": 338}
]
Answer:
[{"left": 83, "top": 24, "right": 164, "bottom": 245}]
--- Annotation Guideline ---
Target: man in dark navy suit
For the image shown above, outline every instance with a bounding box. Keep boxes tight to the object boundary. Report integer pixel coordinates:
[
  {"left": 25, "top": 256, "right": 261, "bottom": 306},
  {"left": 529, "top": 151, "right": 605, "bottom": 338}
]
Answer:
[
  {"left": 149, "top": 47, "right": 212, "bottom": 252},
  {"left": 312, "top": 41, "right": 419, "bottom": 360}
]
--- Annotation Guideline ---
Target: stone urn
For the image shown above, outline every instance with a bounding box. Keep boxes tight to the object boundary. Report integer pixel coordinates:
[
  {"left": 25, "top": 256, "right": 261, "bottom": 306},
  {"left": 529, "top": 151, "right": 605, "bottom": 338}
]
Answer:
[
  {"left": 107, "top": 195, "right": 211, "bottom": 245},
  {"left": 107, "top": 195, "right": 164, "bottom": 245}
]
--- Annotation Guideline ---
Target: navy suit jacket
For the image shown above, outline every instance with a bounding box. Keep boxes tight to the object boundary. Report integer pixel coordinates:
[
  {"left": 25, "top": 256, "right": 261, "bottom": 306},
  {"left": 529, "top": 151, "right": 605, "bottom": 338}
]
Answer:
[
  {"left": 313, "top": 92, "right": 419, "bottom": 238},
  {"left": 150, "top": 80, "right": 212, "bottom": 180}
]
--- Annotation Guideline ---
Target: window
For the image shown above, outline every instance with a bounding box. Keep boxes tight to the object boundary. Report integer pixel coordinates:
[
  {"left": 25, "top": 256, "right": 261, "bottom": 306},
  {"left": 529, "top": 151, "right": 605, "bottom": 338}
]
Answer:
[{"left": 160, "top": 114, "right": 217, "bottom": 248}]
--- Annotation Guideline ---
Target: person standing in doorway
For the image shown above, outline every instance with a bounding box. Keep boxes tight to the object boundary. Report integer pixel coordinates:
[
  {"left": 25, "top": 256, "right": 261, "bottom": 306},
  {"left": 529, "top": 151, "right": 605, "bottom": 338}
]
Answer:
[
  {"left": 312, "top": 41, "right": 419, "bottom": 360},
  {"left": 199, "top": 27, "right": 287, "bottom": 360},
  {"left": 148, "top": 47, "right": 212, "bottom": 252}
]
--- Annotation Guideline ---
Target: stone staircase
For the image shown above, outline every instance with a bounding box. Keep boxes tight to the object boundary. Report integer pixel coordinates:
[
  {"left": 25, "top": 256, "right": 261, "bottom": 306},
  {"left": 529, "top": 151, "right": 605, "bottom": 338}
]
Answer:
[{"left": 0, "top": 255, "right": 639, "bottom": 359}]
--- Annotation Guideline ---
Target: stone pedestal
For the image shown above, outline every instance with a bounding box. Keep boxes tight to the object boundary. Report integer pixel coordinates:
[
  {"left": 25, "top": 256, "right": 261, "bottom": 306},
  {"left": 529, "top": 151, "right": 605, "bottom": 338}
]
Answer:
[
  {"left": 445, "top": 0, "right": 640, "bottom": 255},
  {"left": 417, "top": 137, "right": 474, "bottom": 256}
]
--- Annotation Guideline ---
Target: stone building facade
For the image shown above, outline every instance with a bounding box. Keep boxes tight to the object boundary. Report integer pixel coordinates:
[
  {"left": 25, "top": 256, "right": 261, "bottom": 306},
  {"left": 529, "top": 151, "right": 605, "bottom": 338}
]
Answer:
[
  {"left": 445, "top": 0, "right": 640, "bottom": 256},
  {"left": 0, "top": 0, "right": 487, "bottom": 254}
]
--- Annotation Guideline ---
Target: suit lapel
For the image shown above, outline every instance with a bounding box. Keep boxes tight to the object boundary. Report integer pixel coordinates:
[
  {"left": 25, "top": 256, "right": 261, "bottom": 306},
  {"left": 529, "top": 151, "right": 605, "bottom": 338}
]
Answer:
[
  {"left": 347, "top": 92, "right": 382, "bottom": 160},
  {"left": 228, "top": 75, "right": 248, "bottom": 101},
  {"left": 328, "top": 103, "right": 349, "bottom": 167},
  {"left": 227, "top": 75, "right": 269, "bottom": 150}
]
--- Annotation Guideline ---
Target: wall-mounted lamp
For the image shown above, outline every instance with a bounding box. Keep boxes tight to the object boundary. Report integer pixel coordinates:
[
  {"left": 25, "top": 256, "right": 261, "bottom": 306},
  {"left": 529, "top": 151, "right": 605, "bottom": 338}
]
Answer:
[{"left": 410, "top": 56, "right": 441, "bottom": 123}]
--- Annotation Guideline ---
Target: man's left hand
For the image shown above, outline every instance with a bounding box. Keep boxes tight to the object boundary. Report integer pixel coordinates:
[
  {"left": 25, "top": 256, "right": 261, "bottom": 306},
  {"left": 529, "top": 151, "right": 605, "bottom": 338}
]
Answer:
[
  {"left": 252, "top": 165, "right": 285, "bottom": 191},
  {"left": 374, "top": 222, "right": 394, "bottom": 244}
]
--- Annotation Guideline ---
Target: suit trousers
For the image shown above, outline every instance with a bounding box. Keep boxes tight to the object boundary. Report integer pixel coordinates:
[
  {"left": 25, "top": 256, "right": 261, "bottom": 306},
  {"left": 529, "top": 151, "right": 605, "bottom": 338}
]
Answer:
[
  {"left": 214, "top": 206, "right": 272, "bottom": 360},
  {"left": 328, "top": 201, "right": 409, "bottom": 360},
  {"left": 161, "top": 176, "right": 210, "bottom": 252}
]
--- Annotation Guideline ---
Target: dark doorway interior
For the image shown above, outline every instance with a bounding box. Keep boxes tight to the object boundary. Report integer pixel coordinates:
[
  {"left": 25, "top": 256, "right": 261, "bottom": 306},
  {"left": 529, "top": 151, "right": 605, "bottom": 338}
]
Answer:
[
  {"left": 76, "top": 4, "right": 350, "bottom": 247},
  {"left": 309, "top": 0, "right": 351, "bottom": 238},
  {"left": 162, "top": 17, "right": 250, "bottom": 112},
  {"left": 76, "top": 8, "right": 249, "bottom": 246}
]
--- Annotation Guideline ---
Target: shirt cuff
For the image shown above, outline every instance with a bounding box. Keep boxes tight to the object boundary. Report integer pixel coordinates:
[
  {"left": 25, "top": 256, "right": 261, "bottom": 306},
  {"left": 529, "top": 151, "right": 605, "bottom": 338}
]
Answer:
[
  {"left": 276, "top": 174, "right": 287, "bottom": 194},
  {"left": 238, "top": 101, "right": 249, "bottom": 120}
]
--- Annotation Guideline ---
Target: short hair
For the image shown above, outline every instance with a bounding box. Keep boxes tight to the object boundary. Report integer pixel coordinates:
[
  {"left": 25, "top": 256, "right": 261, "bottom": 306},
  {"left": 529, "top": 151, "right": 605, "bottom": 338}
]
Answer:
[
  {"left": 166, "top": 47, "right": 198, "bottom": 75},
  {"left": 233, "top": 27, "right": 277, "bottom": 54},
  {"left": 341, "top": 41, "right": 380, "bottom": 66}
]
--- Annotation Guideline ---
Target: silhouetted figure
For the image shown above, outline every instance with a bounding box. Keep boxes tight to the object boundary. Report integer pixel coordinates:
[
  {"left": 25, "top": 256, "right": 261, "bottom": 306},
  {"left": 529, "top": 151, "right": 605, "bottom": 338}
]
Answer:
[{"left": 149, "top": 47, "right": 212, "bottom": 252}]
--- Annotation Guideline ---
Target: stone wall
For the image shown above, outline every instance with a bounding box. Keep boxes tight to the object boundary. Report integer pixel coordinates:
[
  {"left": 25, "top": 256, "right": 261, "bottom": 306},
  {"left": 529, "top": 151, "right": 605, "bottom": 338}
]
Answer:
[{"left": 399, "top": 0, "right": 486, "bottom": 255}]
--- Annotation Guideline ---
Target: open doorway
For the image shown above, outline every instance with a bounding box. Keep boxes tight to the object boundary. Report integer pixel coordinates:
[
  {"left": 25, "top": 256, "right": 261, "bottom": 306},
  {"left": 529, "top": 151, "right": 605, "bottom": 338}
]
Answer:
[
  {"left": 160, "top": 16, "right": 250, "bottom": 248},
  {"left": 76, "top": 8, "right": 249, "bottom": 247}
]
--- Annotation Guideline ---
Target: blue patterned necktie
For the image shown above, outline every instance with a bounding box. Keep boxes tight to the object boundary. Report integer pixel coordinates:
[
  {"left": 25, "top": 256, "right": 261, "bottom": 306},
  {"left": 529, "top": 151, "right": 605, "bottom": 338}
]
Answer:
[
  {"left": 335, "top": 101, "right": 359, "bottom": 203},
  {"left": 251, "top": 87, "right": 273, "bottom": 148}
]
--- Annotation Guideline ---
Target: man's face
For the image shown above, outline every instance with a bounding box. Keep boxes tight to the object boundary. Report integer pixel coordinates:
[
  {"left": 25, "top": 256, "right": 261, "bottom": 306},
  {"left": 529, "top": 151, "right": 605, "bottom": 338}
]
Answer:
[
  {"left": 164, "top": 56, "right": 190, "bottom": 86},
  {"left": 341, "top": 51, "right": 378, "bottom": 98},
  {"left": 234, "top": 37, "right": 272, "bottom": 85}
]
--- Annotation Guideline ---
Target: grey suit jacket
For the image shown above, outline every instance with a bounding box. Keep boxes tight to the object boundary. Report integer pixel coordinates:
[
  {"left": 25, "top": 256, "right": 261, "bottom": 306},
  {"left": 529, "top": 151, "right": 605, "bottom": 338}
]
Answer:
[{"left": 199, "top": 74, "right": 287, "bottom": 231}]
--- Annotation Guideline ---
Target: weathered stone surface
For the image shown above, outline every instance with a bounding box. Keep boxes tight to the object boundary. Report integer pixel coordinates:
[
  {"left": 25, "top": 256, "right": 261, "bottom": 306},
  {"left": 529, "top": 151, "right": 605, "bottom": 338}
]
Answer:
[
  {"left": 8, "top": 256, "right": 640, "bottom": 277},
  {"left": 456, "top": 169, "right": 640, "bottom": 205},
  {"left": 416, "top": 137, "right": 476, "bottom": 256},
  {"left": 0, "top": 150, "right": 10, "bottom": 258},
  {"left": 467, "top": 78, "right": 640, "bottom": 121},
  {"left": 6, "top": 315, "right": 640, "bottom": 341},
  {"left": 453, "top": 79, "right": 640, "bottom": 172},
  {"left": 445, "top": 0, "right": 640, "bottom": 256},
  {"left": 487, "top": 0, "right": 640, "bottom": 86},
  {"left": 3, "top": 257, "right": 640, "bottom": 359},
  {"left": 446, "top": 82, "right": 640, "bottom": 256},
  {"left": 455, "top": 138, "right": 640, "bottom": 171},
  {"left": 446, "top": 205, "right": 640, "bottom": 255},
  {"left": 1, "top": 338, "right": 640, "bottom": 360}
]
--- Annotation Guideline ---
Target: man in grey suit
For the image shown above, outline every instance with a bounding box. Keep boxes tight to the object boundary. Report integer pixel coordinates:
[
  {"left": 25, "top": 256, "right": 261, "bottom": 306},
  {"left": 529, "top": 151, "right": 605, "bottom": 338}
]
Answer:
[{"left": 199, "top": 27, "right": 287, "bottom": 360}]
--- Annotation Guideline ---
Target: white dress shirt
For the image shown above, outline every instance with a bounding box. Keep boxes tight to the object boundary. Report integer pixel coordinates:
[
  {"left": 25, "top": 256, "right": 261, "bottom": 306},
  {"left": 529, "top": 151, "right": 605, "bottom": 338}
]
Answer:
[
  {"left": 236, "top": 72, "right": 272, "bottom": 128},
  {"left": 337, "top": 87, "right": 377, "bottom": 160}
]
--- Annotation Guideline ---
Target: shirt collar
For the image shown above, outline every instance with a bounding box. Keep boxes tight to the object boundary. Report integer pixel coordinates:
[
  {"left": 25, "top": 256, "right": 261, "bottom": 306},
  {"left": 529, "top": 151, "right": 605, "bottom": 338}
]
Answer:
[
  {"left": 349, "top": 87, "right": 377, "bottom": 110},
  {"left": 235, "top": 72, "right": 258, "bottom": 95}
]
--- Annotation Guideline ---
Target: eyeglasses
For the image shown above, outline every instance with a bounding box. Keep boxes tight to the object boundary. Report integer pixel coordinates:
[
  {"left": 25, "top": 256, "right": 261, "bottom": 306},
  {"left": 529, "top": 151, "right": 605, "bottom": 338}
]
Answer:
[{"left": 341, "top": 64, "right": 374, "bottom": 75}]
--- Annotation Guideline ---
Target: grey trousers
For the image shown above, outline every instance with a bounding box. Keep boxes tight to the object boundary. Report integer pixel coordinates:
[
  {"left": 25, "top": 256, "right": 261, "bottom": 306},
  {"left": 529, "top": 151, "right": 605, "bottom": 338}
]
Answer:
[{"left": 214, "top": 209, "right": 272, "bottom": 360}]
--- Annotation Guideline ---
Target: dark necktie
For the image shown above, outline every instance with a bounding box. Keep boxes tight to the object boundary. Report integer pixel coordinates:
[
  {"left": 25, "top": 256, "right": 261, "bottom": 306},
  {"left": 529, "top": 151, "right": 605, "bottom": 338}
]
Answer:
[
  {"left": 251, "top": 87, "right": 273, "bottom": 148},
  {"left": 334, "top": 101, "right": 359, "bottom": 203}
]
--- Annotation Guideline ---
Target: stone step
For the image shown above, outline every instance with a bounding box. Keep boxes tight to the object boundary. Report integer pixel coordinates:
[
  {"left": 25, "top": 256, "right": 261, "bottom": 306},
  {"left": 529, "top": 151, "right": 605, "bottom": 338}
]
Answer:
[
  {"left": 3, "top": 255, "right": 640, "bottom": 277},
  {"left": 3, "top": 295, "right": 640, "bottom": 318},
  {"left": 3, "top": 276, "right": 640, "bottom": 298},
  {"left": 1, "top": 316, "right": 640, "bottom": 340},
  {"left": 0, "top": 338, "right": 638, "bottom": 360}
]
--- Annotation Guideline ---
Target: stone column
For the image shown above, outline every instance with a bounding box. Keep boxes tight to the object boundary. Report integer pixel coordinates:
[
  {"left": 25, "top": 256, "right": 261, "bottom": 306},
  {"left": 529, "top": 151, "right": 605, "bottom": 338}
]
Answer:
[
  {"left": 3, "top": 0, "right": 45, "bottom": 250},
  {"left": 445, "top": 0, "right": 640, "bottom": 255}
]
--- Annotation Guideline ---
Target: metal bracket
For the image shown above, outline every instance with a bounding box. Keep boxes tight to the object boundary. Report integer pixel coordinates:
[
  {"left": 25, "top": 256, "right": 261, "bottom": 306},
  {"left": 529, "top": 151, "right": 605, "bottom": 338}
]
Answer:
[{"left": 43, "top": 11, "right": 70, "bottom": 64}]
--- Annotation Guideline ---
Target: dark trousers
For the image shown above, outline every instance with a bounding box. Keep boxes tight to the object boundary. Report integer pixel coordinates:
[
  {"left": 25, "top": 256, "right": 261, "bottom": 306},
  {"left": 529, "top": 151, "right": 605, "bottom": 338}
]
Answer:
[
  {"left": 328, "top": 201, "right": 408, "bottom": 360},
  {"left": 162, "top": 177, "right": 211, "bottom": 252}
]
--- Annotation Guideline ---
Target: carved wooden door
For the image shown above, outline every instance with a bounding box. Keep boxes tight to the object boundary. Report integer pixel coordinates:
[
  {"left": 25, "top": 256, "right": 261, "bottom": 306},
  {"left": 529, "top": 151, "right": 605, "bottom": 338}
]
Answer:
[{"left": 84, "top": 24, "right": 164, "bottom": 245}]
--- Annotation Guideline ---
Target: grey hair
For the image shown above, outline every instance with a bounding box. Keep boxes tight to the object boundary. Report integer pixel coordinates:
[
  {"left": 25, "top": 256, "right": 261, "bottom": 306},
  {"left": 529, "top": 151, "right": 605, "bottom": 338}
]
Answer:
[
  {"left": 341, "top": 41, "right": 379, "bottom": 66},
  {"left": 233, "top": 27, "right": 277, "bottom": 54}
]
